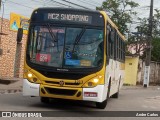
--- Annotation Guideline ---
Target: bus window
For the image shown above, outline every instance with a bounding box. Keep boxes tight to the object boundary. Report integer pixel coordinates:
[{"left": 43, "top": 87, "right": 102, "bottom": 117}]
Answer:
[{"left": 107, "top": 25, "right": 114, "bottom": 59}]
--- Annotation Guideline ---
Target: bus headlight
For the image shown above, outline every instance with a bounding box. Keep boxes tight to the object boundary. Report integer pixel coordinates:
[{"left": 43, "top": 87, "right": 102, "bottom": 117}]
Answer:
[
  {"left": 82, "top": 75, "right": 103, "bottom": 88},
  {"left": 28, "top": 73, "right": 33, "bottom": 78},
  {"left": 26, "top": 72, "right": 41, "bottom": 84},
  {"left": 93, "top": 78, "right": 99, "bottom": 83}
]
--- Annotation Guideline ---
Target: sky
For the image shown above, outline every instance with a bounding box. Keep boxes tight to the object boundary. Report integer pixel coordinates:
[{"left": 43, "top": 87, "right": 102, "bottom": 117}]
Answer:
[
  {"left": 0, "top": 0, "right": 160, "bottom": 32},
  {"left": 0, "top": 0, "right": 104, "bottom": 18}
]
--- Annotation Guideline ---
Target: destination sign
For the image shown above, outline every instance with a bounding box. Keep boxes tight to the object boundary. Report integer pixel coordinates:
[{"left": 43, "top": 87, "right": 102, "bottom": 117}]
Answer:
[{"left": 45, "top": 13, "right": 92, "bottom": 24}]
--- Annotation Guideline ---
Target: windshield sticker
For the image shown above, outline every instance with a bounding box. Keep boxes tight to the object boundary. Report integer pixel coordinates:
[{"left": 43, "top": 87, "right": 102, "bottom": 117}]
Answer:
[
  {"left": 65, "top": 51, "right": 72, "bottom": 59},
  {"left": 80, "top": 60, "right": 91, "bottom": 66},
  {"left": 40, "top": 28, "right": 64, "bottom": 33},
  {"left": 65, "top": 59, "right": 80, "bottom": 66},
  {"left": 78, "top": 53, "right": 97, "bottom": 57},
  {"left": 36, "top": 53, "right": 51, "bottom": 62}
]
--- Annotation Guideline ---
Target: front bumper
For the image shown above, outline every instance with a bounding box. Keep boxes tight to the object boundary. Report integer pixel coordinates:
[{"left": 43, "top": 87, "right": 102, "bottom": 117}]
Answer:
[
  {"left": 23, "top": 79, "right": 40, "bottom": 96},
  {"left": 23, "top": 79, "right": 107, "bottom": 102}
]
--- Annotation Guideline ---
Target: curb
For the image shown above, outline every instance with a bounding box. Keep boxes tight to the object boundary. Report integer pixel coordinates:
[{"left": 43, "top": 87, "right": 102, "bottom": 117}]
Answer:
[
  {"left": 0, "top": 80, "right": 18, "bottom": 85},
  {"left": 0, "top": 78, "right": 22, "bottom": 85}
]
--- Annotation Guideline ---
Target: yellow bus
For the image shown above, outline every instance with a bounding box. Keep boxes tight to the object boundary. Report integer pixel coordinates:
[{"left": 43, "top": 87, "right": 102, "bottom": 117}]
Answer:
[{"left": 17, "top": 8, "right": 125, "bottom": 109}]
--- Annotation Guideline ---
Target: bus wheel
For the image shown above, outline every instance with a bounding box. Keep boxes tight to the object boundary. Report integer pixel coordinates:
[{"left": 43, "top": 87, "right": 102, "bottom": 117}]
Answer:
[
  {"left": 40, "top": 97, "right": 50, "bottom": 104},
  {"left": 96, "top": 81, "right": 111, "bottom": 109},
  {"left": 111, "top": 89, "right": 119, "bottom": 98},
  {"left": 96, "top": 99, "right": 107, "bottom": 109}
]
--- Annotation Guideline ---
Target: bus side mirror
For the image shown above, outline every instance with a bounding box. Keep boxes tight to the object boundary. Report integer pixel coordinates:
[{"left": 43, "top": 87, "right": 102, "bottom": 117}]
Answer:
[{"left": 17, "top": 28, "right": 23, "bottom": 43}]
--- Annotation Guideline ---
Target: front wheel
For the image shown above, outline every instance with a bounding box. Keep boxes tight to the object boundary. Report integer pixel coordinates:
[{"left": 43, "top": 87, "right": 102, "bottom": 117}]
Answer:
[
  {"left": 96, "top": 99, "right": 108, "bottom": 109},
  {"left": 40, "top": 97, "right": 50, "bottom": 104}
]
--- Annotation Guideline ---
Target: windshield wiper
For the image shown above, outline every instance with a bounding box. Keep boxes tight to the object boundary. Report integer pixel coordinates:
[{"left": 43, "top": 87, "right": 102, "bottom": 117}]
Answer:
[
  {"left": 46, "top": 23, "right": 59, "bottom": 51},
  {"left": 72, "top": 27, "right": 86, "bottom": 52},
  {"left": 46, "top": 23, "right": 57, "bottom": 42}
]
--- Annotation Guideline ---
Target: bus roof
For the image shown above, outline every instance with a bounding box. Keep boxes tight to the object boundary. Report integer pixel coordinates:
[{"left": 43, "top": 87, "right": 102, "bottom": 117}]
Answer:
[
  {"left": 33, "top": 7, "right": 100, "bottom": 14},
  {"left": 30, "top": 7, "right": 104, "bottom": 27}
]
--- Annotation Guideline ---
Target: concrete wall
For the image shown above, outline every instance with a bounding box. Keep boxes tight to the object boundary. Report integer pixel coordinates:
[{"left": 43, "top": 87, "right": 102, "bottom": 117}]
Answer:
[
  {"left": 124, "top": 56, "right": 139, "bottom": 85},
  {"left": 140, "top": 61, "right": 160, "bottom": 85},
  {"left": 0, "top": 18, "right": 27, "bottom": 79}
]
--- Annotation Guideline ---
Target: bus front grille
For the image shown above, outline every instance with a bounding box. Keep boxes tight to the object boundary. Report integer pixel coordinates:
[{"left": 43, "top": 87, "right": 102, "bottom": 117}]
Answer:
[
  {"left": 44, "top": 87, "right": 77, "bottom": 96},
  {"left": 44, "top": 81, "right": 81, "bottom": 86}
]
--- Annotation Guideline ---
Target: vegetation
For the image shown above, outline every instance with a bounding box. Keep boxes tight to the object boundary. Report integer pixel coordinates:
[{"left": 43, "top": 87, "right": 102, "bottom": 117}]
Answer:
[
  {"left": 151, "top": 37, "right": 160, "bottom": 62},
  {"left": 128, "top": 9, "right": 160, "bottom": 61},
  {"left": 97, "top": 0, "right": 160, "bottom": 62},
  {"left": 96, "top": 0, "right": 139, "bottom": 34}
]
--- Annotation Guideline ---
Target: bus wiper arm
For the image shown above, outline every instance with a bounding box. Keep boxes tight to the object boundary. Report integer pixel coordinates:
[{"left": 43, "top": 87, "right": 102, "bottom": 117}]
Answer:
[
  {"left": 46, "top": 23, "right": 60, "bottom": 51},
  {"left": 46, "top": 23, "right": 57, "bottom": 42},
  {"left": 72, "top": 27, "right": 86, "bottom": 52}
]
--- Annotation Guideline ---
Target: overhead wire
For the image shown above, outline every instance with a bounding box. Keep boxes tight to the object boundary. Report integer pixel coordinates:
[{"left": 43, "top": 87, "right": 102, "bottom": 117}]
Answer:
[
  {"left": 75, "top": 0, "right": 97, "bottom": 7},
  {"left": 6, "top": 0, "right": 34, "bottom": 9},
  {"left": 32, "top": 0, "right": 65, "bottom": 7},
  {"left": 84, "top": 0, "right": 102, "bottom": 6},
  {"left": 60, "top": 0, "right": 92, "bottom": 10},
  {"left": 49, "top": 0, "right": 72, "bottom": 8}
]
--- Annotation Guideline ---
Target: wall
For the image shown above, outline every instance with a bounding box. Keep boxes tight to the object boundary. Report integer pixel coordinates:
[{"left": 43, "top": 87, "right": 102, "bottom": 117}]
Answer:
[
  {"left": 140, "top": 61, "right": 160, "bottom": 85},
  {"left": 124, "top": 56, "right": 139, "bottom": 85},
  {"left": 0, "top": 18, "right": 27, "bottom": 79}
]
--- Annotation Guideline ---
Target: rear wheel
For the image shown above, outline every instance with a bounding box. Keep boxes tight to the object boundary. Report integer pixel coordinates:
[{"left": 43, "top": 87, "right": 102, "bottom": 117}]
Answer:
[
  {"left": 96, "top": 81, "right": 111, "bottom": 109},
  {"left": 111, "top": 89, "right": 119, "bottom": 98},
  {"left": 40, "top": 97, "right": 50, "bottom": 104}
]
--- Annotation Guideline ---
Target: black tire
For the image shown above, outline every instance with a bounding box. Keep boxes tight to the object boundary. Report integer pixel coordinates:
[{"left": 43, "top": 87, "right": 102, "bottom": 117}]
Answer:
[
  {"left": 40, "top": 97, "right": 50, "bottom": 104},
  {"left": 96, "top": 99, "right": 107, "bottom": 109},
  {"left": 96, "top": 81, "right": 111, "bottom": 109},
  {"left": 111, "top": 90, "right": 119, "bottom": 98}
]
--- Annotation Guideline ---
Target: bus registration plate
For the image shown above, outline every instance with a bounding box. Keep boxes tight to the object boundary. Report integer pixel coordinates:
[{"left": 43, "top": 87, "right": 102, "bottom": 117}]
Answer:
[{"left": 84, "top": 92, "right": 97, "bottom": 97}]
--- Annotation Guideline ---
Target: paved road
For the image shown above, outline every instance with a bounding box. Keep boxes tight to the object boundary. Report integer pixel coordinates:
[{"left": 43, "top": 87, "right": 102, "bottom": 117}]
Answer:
[{"left": 0, "top": 86, "right": 160, "bottom": 120}]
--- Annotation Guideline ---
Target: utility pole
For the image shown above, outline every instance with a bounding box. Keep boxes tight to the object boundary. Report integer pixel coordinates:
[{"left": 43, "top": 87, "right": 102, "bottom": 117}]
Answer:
[
  {"left": 143, "top": 0, "right": 154, "bottom": 88},
  {"left": 0, "top": 0, "right": 1, "bottom": 9}
]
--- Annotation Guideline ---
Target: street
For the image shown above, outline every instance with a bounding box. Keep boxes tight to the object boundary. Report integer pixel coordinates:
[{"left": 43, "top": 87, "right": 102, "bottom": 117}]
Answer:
[{"left": 0, "top": 86, "right": 160, "bottom": 120}]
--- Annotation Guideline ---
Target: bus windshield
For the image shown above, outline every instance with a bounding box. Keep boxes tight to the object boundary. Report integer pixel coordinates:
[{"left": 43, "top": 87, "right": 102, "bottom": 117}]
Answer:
[{"left": 27, "top": 24, "right": 103, "bottom": 69}]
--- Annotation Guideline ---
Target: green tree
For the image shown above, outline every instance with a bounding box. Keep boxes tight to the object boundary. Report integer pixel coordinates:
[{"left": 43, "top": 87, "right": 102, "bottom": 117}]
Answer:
[
  {"left": 136, "top": 9, "right": 160, "bottom": 38},
  {"left": 128, "top": 9, "right": 160, "bottom": 61},
  {"left": 151, "top": 37, "right": 160, "bottom": 62},
  {"left": 96, "top": 0, "right": 139, "bottom": 34}
]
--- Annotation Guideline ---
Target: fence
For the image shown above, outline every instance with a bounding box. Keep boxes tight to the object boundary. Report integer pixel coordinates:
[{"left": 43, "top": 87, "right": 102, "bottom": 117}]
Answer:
[{"left": 140, "top": 61, "right": 160, "bottom": 85}]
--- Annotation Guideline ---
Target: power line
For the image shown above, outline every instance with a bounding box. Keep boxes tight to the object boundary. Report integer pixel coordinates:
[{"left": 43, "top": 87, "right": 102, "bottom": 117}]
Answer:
[
  {"left": 7, "top": 0, "right": 34, "bottom": 9},
  {"left": 75, "top": 0, "right": 100, "bottom": 7},
  {"left": 75, "top": 0, "right": 97, "bottom": 7},
  {"left": 60, "top": 0, "right": 92, "bottom": 10},
  {"left": 84, "top": 0, "right": 102, "bottom": 6},
  {"left": 32, "top": 0, "right": 65, "bottom": 7},
  {"left": 50, "top": 0, "right": 72, "bottom": 7}
]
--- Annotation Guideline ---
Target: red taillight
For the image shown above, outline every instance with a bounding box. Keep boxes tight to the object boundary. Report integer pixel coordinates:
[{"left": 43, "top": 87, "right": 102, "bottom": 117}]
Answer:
[{"left": 84, "top": 92, "right": 97, "bottom": 97}]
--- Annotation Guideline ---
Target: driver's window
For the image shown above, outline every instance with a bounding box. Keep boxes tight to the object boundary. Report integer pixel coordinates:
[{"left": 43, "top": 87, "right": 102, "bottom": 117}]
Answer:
[{"left": 106, "top": 24, "right": 114, "bottom": 61}]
